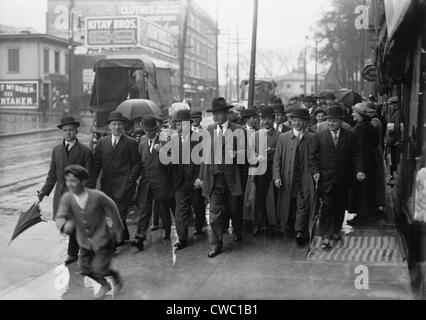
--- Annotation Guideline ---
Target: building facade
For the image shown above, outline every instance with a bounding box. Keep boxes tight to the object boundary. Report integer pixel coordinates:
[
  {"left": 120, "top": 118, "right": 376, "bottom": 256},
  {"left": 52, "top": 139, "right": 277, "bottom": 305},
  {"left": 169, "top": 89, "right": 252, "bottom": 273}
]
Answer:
[{"left": 274, "top": 70, "right": 324, "bottom": 102}]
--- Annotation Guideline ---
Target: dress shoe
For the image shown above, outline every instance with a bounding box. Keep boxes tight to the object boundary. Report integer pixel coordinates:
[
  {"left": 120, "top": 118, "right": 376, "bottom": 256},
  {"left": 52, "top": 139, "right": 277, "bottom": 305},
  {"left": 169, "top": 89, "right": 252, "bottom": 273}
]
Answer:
[
  {"left": 94, "top": 282, "right": 112, "bottom": 300},
  {"left": 173, "top": 241, "right": 187, "bottom": 250},
  {"left": 208, "top": 248, "right": 222, "bottom": 258},
  {"left": 112, "top": 273, "right": 124, "bottom": 296},
  {"left": 130, "top": 238, "right": 144, "bottom": 251},
  {"left": 64, "top": 255, "right": 78, "bottom": 265},
  {"left": 295, "top": 232, "right": 306, "bottom": 246},
  {"left": 252, "top": 227, "right": 260, "bottom": 236},
  {"left": 321, "top": 238, "right": 331, "bottom": 250},
  {"left": 151, "top": 225, "right": 159, "bottom": 231},
  {"left": 233, "top": 233, "right": 242, "bottom": 242},
  {"left": 163, "top": 231, "right": 171, "bottom": 240}
]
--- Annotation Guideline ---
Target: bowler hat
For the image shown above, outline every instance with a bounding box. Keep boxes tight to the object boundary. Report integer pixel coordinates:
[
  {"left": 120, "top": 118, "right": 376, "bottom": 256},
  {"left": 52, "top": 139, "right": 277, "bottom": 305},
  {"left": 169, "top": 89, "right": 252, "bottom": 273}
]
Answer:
[
  {"left": 190, "top": 110, "right": 202, "bottom": 118},
  {"left": 326, "top": 106, "right": 344, "bottom": 120},
  {"left": 142, "top": 115, "right": 159, "bottom": 130},
  {"left": 313, "top": 108, "right": 326, "bottom": 115},
  {"left": 207, "top": 97, "right": 232, "bottom": 113},
  {"left": 303, "top": 95, "right": 314, "bottom": 102},
  {"left": 175, "top": 109, "right": 192, "bottom": 122},
  {"left": 289, "top": 107, "right": 310, "bottom": 120},
  {"left": 261, "top": 106, "right": 275, "bottom": 118},
  {"left": 273, "top": 104, "right": 285, "bottom": 115},
  {"left": 57, "top": 116, "right": 80, "bottom": 129},
  {"left": 107, "top": 111, "right": 127, "bottom": 124},
  {"left": 242, "top": 108, "right": 258, "bottom": 119},
  {"left": 64, "top": 164, "right": 89, "bottom": 181}
]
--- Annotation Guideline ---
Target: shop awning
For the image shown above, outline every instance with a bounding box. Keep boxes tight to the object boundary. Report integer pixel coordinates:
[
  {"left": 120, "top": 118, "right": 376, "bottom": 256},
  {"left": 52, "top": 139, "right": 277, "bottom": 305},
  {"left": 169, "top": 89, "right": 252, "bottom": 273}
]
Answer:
[{"left": 384, "top": 0, "right": 413, "bottom": 40}]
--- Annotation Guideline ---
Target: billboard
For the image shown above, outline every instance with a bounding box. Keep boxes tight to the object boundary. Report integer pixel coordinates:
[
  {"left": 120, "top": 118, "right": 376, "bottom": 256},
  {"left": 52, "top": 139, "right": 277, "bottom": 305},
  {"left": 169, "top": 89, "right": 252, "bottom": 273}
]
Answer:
[
  {"left": 86, "top": 16, "right": 139, "bottom": 47},
  {"left": 0, "top": 81, "right": 39, "bottom": 109}
]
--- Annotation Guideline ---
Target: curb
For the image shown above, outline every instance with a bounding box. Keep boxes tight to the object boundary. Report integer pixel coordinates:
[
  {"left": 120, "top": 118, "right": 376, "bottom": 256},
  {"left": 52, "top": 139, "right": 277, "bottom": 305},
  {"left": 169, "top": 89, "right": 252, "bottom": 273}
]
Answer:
[{"left": 0, "top": 128, "right": 57, "bottom": 138}]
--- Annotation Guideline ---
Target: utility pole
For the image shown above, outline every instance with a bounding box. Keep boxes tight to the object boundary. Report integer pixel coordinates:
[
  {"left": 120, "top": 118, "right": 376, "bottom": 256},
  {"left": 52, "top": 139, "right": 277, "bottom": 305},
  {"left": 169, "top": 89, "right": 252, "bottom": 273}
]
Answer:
[
  {"left": 179, "top": 0, "right": 190, "bottom": 101},
  {"left": 225, "top": 36, "right": 230, "bottom": 102},
  {"left": 68, "top": 0, "right": 75, "bottom": 115},
  {"left": 215, "top": 0, "right": 219, "bottom": 97},
  {"left": 315, "top": 40, "right": 318, "bottom": 94},
  {"left": 248, "top": 0, "right": 259, "bottom": 108},
  {"left": 236, "top": 23, "right": 240, "bottom": 102},
  {"left": 304, "top": 35, "right": 307, "bottom": 96}
]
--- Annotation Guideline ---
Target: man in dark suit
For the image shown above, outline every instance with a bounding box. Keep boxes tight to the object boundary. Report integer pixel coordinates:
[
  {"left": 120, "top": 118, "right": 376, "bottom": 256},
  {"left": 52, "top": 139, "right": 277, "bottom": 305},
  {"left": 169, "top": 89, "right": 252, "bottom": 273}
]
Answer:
[
  {"left": 301, "top": 95, "right": 318, "bottom": 127},
  {"left": 38, "top": 116, "right": 95, "bottom": 265},
  {"left": 131, "top": 115, "right": 173, "bottom": 251},
  {"left": 94, "top": 111, "right": 142, "bottom": 246},
  {"left": 200, "top": 97, "right": 245, "bottom": 258},
  {"left": 273, "top": 102, "right": 291, "bottom": 133},
  {"left": 309, "top": 106, "right": 365, "bottom": 249}
]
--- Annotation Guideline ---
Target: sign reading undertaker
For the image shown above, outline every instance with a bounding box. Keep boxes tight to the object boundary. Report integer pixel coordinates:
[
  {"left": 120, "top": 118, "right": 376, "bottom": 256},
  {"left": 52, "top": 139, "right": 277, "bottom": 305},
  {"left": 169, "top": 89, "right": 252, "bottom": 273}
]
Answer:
[{"left": 0, "top": 81, "right": 38, "bottom": 109}]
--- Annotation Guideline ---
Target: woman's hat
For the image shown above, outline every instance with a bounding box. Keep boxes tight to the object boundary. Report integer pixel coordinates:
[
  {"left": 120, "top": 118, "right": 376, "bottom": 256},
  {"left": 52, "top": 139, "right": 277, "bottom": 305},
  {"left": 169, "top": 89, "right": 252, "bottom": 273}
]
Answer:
[
  {"left": 107, "top": 111, "right": 127, "bottom": 124},
  {"left": 57, "top": 116, "right": 80, "bottom": 129},
  {"left": 289, "top": 107, "right": 310, "bottom": 120},
  {"left": 207, "top": 97, "right": 233, "bottom": 113},
  {"left": 353, "top": 103, "right": 377, "bottom": 119},
  {"left": 174, "top": 109, "right": 192, "bottom": 122}
]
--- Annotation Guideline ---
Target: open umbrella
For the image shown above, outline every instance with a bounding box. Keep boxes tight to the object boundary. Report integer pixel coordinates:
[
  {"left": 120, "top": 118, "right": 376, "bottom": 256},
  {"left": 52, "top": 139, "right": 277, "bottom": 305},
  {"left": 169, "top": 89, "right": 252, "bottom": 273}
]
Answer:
[
  {"left": 9, "top": 201, "right": 46, "bottom": 245},
  {"left": 334, "top": 89, "right": 362, "bottom": 106},
  {"left": 115, "top": 99, "right": 162, "bottom": 121}
]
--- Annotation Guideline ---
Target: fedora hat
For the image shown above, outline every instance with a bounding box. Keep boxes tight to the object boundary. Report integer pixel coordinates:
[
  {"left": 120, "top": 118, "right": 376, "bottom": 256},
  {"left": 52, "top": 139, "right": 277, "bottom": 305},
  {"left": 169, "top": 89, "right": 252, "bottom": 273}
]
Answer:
[
  {"left": 207, "top": 97, "right": 232, "bottom": 113},
  {"left": 142, "top": 115, "right": 159, "bottom": 130},
  {"left": 107, "top": 111, "right": 127, "bottom": 124},
  {"left": 313, "top": 107, "right": 326, "bottom": 115},
  {"left": 190, "top": 109, "right": 202, "bottom": 118},
  {"left": 302, "top": 95, "right": 314, "bottom": 102},
  {"left": 261, "top": 106, "right": 275, "bottom": 118},
  {"left": 241, "top": 108, "right": 258, "bottom": 119},
  {"left": 57, "top": 116, "right": 80, "bottom": 129},
  {"left": 175, "top": 109, "right": 192, "bottom": 122},
  {"left": 289, "top": 107, "right": 310, "bottom": 120},
  {"left": 273, "top": 103, "right": 285, "bottom": 115},
  {"left": 326, "top": 105, "right": 344, "bottom": 120}
]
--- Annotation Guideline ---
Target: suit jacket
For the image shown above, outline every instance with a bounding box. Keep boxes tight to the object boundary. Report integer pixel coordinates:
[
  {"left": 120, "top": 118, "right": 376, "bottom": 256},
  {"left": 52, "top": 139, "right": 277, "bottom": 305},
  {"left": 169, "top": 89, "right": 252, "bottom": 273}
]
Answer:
[
  {"left": 94, "top": 134, "right": 142, "bottom": 200},
  {"left": 200, "top": 122, "right": 245, "bottom": 197},
  {"left": 309, "top": 127, "right": 363, "bottom": 193},
  {"left": 55, "top": 189, "right": 124, "bottom": 251},
  {"left": 41, "top": 139, "right": 95, "bottom": 218},
  {"left": 137, "top": 135, "right": 172, "bottom": 201}
]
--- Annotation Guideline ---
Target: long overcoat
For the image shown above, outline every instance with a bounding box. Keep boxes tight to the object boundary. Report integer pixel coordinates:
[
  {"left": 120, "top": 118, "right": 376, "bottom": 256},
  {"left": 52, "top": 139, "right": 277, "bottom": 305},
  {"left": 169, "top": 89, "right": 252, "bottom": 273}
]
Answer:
[{"left": 272, "top": 130, "right": 315, "bottom": 225}]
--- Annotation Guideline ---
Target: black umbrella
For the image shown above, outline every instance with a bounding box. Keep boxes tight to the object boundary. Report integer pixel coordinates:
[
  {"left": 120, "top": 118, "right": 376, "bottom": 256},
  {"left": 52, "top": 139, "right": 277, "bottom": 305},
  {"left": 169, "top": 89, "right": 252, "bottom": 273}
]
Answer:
[
  {"left": 334, "top": 89, "right": 362, "bottom": 106},
  {"left": 309, "top": 180, "right": 321, "bottom": 250},
  {"left": 9, "top": 201, "right": 46, "bottom": 245}
]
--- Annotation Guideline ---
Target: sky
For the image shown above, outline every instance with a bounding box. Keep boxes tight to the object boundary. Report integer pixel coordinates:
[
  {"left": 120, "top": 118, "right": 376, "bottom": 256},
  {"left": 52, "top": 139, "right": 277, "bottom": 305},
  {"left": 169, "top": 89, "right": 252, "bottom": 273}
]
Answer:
[{"left": 0, "top": 0, "right": 333, "bottom": 80}]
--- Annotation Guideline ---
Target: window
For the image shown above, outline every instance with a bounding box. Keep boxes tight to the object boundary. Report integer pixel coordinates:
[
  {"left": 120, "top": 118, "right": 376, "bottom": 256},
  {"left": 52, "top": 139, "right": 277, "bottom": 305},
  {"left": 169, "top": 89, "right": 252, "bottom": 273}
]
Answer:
[
  {"left": 300, "top": 84, "right": 304, "bottom": 89},
  {"left": 311, "top": 85, "right": 315, "bottom": 93},
  {"left": 54, "top": 51, "right": 60, "bottom": 73},
  {"left": 287, "top": 83, "right": 291, "bottom": 89},
  {"left": 43, "top": 48, "right": 50, "bottom": 73},
  {"left": 8, "top": 48, "right": 19, "bottom": 72}
]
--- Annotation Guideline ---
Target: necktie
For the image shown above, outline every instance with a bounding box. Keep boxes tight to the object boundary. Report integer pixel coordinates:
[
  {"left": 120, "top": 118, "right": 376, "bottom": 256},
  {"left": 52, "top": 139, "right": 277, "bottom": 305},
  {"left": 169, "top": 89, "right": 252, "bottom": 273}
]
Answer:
[
  {"left": 65, "top": 143, "right": 70, "bottom": 156},
  {"left": 148, "top": 140, "right": 152, "bottom": 153},
  {"left": 332, "top": 132, "right": 338, "bottom": 146},
  {"left": 112, "top": 138, "right": 117, "bottom": 149}
]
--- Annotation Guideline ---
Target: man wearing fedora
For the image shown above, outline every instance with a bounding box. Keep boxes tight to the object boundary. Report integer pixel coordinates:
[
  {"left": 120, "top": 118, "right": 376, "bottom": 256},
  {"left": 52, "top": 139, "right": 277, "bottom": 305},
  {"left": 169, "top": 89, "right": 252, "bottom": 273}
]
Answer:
[
  {"left": 94, "top": 111, "right": 142, "bottom": 247},
  {"left": 131, "top": 115, "right": 173, "bottom": 251},
  {"left": 37, "top": 116, "right": 96, "bottom": 265},
  {"left": 309, "top": 106, "right": 364, "bottom": 249},
  {"left": 199, "top": 97, "right": 245, "bottom": 258},
  {"left": 249, "top": 106, "right": 281, "bottom": 235},
  {"left": 301, "top": 95, "right": 318, "bottom": 127},
  {"left": 273, "top": 108, "right": 315, "bottom": 245},
  {"left": 273, "top": 102, "right": 291, "bottom": 133}
]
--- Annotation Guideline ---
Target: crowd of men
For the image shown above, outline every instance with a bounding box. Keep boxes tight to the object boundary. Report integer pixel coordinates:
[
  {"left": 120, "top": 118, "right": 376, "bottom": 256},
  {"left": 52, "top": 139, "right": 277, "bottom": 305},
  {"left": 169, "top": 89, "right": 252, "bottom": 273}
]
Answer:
[{"left": 36, "top": 93, "right": 400, "bottom": 299}]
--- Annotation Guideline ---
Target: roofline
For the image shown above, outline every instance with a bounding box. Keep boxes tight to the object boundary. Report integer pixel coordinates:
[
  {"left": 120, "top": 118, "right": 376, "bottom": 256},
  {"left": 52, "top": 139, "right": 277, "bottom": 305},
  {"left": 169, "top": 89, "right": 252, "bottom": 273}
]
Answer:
[{"left": 0, "top": 33, "right": 81, "bottom": 46}]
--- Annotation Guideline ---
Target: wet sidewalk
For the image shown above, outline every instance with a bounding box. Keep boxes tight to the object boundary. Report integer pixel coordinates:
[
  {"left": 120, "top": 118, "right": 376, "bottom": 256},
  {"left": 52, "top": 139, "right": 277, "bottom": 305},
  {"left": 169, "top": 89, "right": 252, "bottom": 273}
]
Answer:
[{"left": 0, "top": 213, "right": 414, "bottom": 300}]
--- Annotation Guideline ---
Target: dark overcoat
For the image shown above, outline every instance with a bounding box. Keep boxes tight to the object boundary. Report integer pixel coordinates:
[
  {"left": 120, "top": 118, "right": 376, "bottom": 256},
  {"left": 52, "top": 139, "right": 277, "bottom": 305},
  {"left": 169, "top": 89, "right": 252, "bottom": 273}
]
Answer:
[{"left": 41, "top": 139, "right": 95, "bottom": 218}]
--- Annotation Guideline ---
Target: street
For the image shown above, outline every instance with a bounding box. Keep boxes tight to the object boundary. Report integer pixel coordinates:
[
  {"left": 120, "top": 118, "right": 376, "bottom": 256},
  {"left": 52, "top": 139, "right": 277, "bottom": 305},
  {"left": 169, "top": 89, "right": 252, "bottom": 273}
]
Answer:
[{"left": 0, "top": 130, "right": 414, "bottom": 299}]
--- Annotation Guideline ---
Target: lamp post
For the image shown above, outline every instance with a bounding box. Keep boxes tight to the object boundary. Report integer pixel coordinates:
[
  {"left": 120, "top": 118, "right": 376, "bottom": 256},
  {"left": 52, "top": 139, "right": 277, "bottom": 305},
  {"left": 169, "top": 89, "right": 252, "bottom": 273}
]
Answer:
[
  {"left": 179, "top": 0, "right": 191, "bottom": 101},
  {"left": 304, "top": 35, "right": 307, "bottom": 96},
  {"left": 68, "top": 0, "right": 75, "bottom": 115},
  {"left": 248, "top": 0, "right": 259, "bottom": 108}
]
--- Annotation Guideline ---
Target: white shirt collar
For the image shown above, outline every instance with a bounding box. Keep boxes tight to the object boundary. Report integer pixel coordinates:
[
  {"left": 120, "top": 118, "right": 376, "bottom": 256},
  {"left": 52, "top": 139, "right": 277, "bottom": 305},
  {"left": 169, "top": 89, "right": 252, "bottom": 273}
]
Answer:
[
  {"left": 293, "top": 128, "right": 304, "bottom": 139},
  {"left": 217, "top": 120, "right": 229, "bottom": 130},
  {"left": 65, "top": 139, "right": 77, "bottom": 148},
  {"left": 330, "top": 128, "right": 341, "bottom": 137},
  {"left": 112, "top": 133, "right": 123, "bottom": 143}
]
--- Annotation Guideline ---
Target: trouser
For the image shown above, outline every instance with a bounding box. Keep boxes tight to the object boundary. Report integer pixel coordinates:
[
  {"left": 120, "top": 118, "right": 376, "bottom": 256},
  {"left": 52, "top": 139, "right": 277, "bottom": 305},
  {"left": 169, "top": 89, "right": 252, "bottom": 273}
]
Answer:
[
  {"left": 390, "top": 145, "right": 400, "bottom": 176},
  {"left": 191, "top": 188, "right": 206, "bottom": 232},
  {"left": 254, "top": 164, "right": 273, "bottom": 227},
  {"left": 152, "top": 201, "right": 160, "bottom": 227},
  {"left": 67, "top": 229, "right": 79, "bottom": 257},
  {"left": 135, "top": 186, "right": 171, "bottom": 240},
  {"left": 288, "top": 189, "right": 309, "bottom": 236},
  {"left": 209, "top": 174, "right": 242, "bottom": 250},
  {"left": 319, "top": 184, "right": 348, "bottom": 240},
  {"left": 112, "top": 198, "right": 130, "bottom": 241},
  {"left": 175, "top": 185, "right": 192, "bottom": 243},
  {"left": 79, "top": 243, "right": 120, "bottom": 287}
]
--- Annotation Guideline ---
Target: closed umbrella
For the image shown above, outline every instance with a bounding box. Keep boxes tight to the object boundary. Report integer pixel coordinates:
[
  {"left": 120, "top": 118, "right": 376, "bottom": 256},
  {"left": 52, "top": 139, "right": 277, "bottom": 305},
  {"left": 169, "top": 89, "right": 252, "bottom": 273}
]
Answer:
[
  {"left": 115, "top": 99, "right": 162, "bottom": 120},
  {"left": 9, "top": 201, "right": 46, "bottom": 245},
  {"left": 334, "top": 89, "right": 362, "bottom": 106},
  {"left": 309, "top": 181, "right": 321, "bottom": 250}
]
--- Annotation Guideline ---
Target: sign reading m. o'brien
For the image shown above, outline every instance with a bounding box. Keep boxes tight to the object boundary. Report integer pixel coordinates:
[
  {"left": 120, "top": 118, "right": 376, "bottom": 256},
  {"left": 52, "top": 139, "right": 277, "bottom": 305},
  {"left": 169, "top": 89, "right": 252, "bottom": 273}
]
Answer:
[
  {"left": 86, "top": 16, "right": 138, "bottom": 47},
  {"left": 0, "top": 81, "right": 38, "bottom": 109}
]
